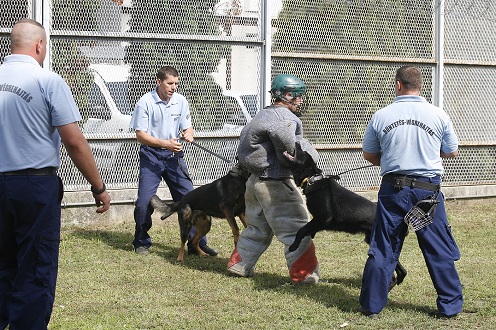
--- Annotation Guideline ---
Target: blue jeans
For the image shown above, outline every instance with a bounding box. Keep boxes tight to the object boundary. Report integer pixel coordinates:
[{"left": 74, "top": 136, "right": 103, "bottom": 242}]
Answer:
[
  {"left": 133, "top": 145, "right": 207, "bottom": 249},
  {"left": 360, "top": 175, "right": 463, "bottom": 315},
  {"left": 0, "top": 174, "right": 62, "bottom": 329}
]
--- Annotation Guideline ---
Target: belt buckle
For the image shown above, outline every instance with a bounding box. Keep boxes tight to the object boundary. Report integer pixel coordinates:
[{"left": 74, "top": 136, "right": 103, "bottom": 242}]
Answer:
[{"left": 393, "top": 177, "right": 405, "bottom": 189}]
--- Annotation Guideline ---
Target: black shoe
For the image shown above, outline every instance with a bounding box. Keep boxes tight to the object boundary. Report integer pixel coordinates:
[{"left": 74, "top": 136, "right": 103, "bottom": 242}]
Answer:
[
  {"left": 359, "top": 307, "right": 379, "bottom": 320},
  {"left": 429, "top": 311, "right": 458, "bottom": 319},
  {"left": 201, "top": 245, "right": 219, "bottom": 256},
  {"left": 188, "top": 245, "right": 219, "bottom": 256}
]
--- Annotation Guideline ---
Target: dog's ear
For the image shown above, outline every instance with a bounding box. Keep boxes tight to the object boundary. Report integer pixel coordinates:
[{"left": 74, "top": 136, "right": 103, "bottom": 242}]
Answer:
[
  {"left": 295, "top": 141, "right": 303, "bottom": 152},
  {"left": 297, "top": 140, "right": 319, "bottom": 164},
  {"left": 283, "top": 142, "right": 307, "bottom": 169}
]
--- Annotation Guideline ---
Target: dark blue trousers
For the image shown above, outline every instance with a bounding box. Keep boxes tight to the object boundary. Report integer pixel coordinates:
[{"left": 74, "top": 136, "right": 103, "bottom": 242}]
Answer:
[
  {"left": 133, "top": 146, "right": 207, "bottom": 249},
  {"left": 360, "top": 176, "right": 463, "bottom": 316},
  {"left": 0, "top": 174, "right": 62, "bottom": 330}
]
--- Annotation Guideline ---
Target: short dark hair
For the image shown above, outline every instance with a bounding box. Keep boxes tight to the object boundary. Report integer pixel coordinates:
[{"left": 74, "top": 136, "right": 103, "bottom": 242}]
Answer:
[
  {"left": 395, "top": 66, "right": 422, "bottom": 91},
  {"left": 157, "top": 66, "right": 179, "bottom": 80}
]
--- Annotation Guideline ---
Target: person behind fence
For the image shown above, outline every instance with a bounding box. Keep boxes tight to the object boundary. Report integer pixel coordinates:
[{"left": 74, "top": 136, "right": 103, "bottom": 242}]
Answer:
[
  {"left": 0, "top": 19, "right": 111, "bottom": 329},
  {"left": 130, "top": 66, "right": 218, "bottom": 257},
  {"left": 359, "top": 65, "right": 463, "bottom": 319},
  {"left": 227, "top": 74, "right": 320, "bottom": 285}
]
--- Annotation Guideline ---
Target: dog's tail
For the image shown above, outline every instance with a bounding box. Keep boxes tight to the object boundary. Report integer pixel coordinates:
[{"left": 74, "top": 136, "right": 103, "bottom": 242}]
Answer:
[{"left": 149, "top": 195, "right": 178, "bottom": 220}]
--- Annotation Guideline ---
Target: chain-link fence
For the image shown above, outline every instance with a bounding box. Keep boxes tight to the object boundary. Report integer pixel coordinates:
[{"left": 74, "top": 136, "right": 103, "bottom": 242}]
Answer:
[{"left": 1, "top": 0, "right": 495, "bottom": 203}]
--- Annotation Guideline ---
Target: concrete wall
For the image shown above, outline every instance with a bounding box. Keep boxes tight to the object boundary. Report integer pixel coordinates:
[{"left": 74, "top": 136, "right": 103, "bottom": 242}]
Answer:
[{"left": 61, "top": 184, "right": 496, "bottom": 226}]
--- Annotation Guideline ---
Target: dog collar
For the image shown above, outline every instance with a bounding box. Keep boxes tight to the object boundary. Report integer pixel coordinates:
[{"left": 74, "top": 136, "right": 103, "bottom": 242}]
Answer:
[
  {"left": 307, "top": 173, "right": 324, "bottom": 185},
  {"left": 300, "top": 173, "right": 324, "bottom": 187},
  {"left": 230, "top": 166, "right": 249, "bottom": 179},
  {"left": 300, "top": 173, "right": 324, "bottom": 191}
]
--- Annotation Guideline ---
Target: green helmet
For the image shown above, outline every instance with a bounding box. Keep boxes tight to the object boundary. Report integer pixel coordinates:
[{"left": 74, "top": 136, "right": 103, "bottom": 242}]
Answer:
[{"left": 270, "top": 74, "right": 307, "bottom": 100}]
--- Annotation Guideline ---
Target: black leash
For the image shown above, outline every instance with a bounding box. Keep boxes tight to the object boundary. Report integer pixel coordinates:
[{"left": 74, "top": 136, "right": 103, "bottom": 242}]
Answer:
[
  {"left": 174, "top": 135, "right": 234, "bottom": 185},
  {"left": 187, "top": 140, "right": 233, "bottom": 164},
  {"left": 301, "top": 164, "right": 376, "bottom": 191},
  {"left": 179, "top": 131, "right": 233, "bottom": 164},
  {"left": 175, "top": 141, "right": 233, "bottom": 184},
  {"left": 326, "top": 164, "right": 375, "bottom": 180}
]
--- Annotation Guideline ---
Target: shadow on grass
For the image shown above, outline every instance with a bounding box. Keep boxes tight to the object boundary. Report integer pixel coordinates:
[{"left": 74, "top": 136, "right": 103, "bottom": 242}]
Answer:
[
  {"left": 68, "top": 228, "right": 135, "bottom": 251},
  {"left": 68, "top": 227, "right": 225, "bottom": 265},
  {"left": 68, "top": 228, "right": 431, "bottom": 315}
]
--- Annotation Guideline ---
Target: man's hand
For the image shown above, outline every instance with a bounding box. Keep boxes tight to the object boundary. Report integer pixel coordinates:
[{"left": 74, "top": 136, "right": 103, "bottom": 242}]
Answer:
[
  {"left": 165, "top": 138, "right": 183, "bottom": 152},
  {"left": 93, "top": 190, "right": 111, "bottom": 213},
  {"left": 180, "top": 130, "right": 194, "bottom": 143}
]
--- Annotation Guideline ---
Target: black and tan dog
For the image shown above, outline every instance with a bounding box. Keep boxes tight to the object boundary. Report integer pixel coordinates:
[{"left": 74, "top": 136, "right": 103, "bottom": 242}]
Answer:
[
  {"left": 150, "top": 163, "right": 250, "bottom": 262},
  {"left": 283, "top": 142, "right": 407, "bottom": 291}
]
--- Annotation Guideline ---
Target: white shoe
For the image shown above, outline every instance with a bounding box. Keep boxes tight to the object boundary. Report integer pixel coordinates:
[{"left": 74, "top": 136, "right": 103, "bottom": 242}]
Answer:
[
  {"left": 227, "top": 263, "right": 253, "bottom": 277},
  {"left": 292, "top": 272, "right": 320, "bottom": 285}
]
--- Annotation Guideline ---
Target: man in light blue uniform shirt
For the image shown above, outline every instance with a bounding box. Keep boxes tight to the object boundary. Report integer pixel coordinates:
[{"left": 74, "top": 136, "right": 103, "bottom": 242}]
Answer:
[
  {"left": 0, "top": 19, "right": 110, "bottom": 329},
  {"left": 359, "top": 66, "right": 463, "bottom": 319},
  {"left": 130, "top": 66, "right": 217, "bottom": 257}
]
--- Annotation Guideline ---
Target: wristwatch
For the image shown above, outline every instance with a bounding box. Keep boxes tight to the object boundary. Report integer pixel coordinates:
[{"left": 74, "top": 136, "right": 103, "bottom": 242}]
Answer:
[{"left": 91, "top": 183, "right": 106, "bottom": 195}]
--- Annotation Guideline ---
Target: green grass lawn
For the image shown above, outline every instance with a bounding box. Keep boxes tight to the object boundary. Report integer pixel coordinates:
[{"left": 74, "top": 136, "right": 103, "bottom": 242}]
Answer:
[{"left": 49, "top": 198, "right": 496, "bottom": 329}]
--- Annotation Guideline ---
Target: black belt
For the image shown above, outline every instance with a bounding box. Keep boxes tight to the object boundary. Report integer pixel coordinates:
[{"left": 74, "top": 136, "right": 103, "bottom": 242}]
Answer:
[
  {"left": 1, "top": 167, "right": 57, "bottom": 176},
  {"left": 382, "top": 174, "right": 440, "bottom": 191}
]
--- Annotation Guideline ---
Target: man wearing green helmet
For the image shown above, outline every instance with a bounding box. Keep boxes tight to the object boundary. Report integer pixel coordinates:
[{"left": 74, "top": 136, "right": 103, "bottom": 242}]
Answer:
[
  {"left": 227, "top": 74, "right": 320, "bottom": 285},
  {"left": 269, "top": 74, "right": 307, "bottom": 116}
]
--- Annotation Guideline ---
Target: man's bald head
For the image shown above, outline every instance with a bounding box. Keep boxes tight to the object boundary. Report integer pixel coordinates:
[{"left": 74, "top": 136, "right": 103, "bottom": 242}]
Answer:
[{"left": 10, "top": 19, "right": 47, "bottom": 65}]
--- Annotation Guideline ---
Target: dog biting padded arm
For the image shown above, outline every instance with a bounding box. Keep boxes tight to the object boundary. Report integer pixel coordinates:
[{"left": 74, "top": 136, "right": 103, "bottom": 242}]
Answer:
[{"left": 296, "top": 138, "right": 319, "bottom": 164}]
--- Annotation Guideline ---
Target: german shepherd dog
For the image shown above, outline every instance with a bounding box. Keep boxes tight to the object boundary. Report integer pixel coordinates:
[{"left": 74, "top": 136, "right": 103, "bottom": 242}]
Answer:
[
  {"left": 150, "top": 163, "right": 250, "bottom": 262},
  {"left": 283, "top": 142, "right": 407, "bottom": 291}
]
